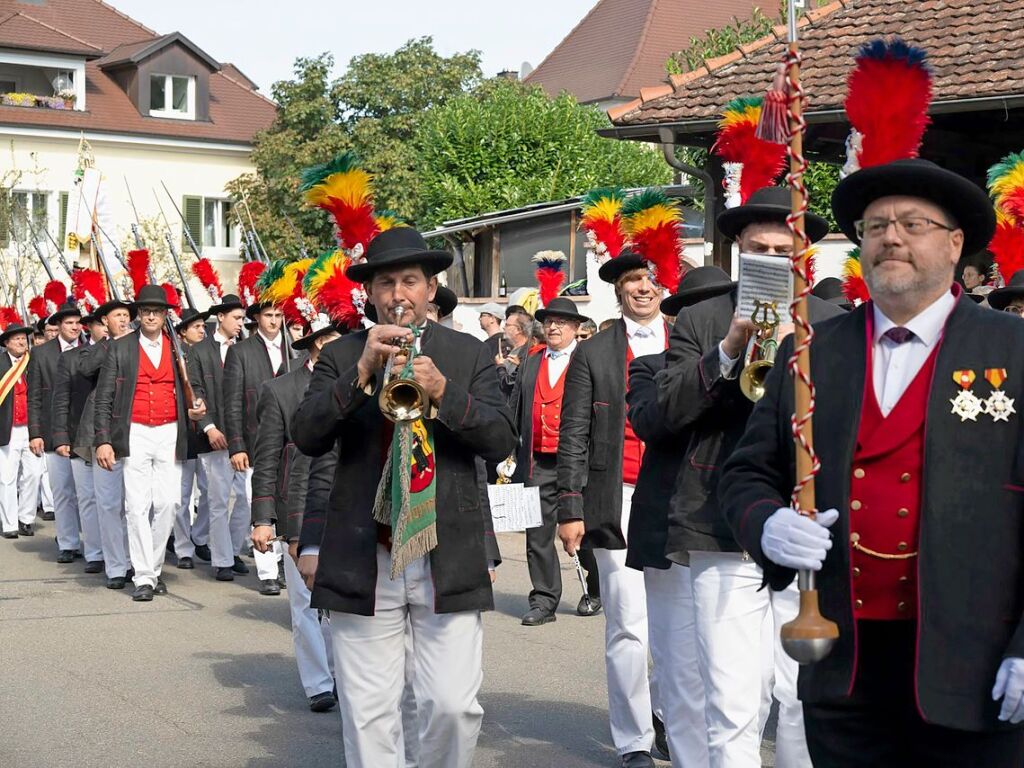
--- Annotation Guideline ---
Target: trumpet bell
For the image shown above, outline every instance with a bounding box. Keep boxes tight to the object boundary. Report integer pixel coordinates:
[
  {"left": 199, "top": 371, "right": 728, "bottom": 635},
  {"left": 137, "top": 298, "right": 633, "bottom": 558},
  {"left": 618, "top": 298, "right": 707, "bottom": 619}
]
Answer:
[
  {"left": 379, "top": 378, "right": 429, "bottom": 423},
  {"left": 740, "top": 360, "right": 773, "bottom": 402}
]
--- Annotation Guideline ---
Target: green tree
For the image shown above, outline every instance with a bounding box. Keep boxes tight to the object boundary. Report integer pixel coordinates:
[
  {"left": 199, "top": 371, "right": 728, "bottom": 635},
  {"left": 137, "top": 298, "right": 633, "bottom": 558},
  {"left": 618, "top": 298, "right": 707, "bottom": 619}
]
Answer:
[{"left": 415, "top": 79, "right": 671, "bottom": 227}]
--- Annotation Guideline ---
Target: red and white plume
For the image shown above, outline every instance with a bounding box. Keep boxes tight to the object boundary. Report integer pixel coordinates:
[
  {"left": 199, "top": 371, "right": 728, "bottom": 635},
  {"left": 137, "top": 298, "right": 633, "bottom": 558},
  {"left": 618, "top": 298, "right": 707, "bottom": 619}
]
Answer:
[
  {"left": 191, "top": 258, "right": 224, "bottom": 303},
  {"left": 532, "top": 250, "right": 567, "bottom": 307},
  {"left": 43, "top": 280, "right": 68, "bottom": 316},
  {"left": 71, "top": 268, "right": 107, "bottom": 314},
  {"left": 237, "top": 261, "right": 266, "bottom": 308}
]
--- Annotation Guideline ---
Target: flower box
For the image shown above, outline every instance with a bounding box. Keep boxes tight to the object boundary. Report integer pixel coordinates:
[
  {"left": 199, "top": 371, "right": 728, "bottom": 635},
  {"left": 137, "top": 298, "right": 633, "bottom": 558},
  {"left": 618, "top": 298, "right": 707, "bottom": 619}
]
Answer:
[{"left": 1, "top": 92, "right": 77, "bottom": 110}]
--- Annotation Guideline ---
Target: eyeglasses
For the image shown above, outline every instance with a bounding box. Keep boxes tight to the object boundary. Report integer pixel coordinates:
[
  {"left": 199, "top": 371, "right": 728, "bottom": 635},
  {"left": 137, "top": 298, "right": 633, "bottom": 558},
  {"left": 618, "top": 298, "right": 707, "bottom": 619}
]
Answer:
[
  {"left": 137, "top": 307, "right": 165, "bottom": 317},
  {"left": 1004, "top": 305, "right": 1024, "bottom": 317},
  {"left": 543, "top": 317, "right": 572, "bottom": 328},
  {"left": 854, "top": 216, "right": 954, "bottom": 240}
]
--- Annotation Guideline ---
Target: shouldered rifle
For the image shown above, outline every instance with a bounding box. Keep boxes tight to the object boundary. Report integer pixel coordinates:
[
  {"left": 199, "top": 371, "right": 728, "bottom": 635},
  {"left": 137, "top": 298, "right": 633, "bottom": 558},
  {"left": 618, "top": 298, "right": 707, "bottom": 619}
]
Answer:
[
  {"left": 158, "top": 181, "right": 203, "bottom": 260},
  {"left": 283, "top": 212, "right": 311, "bottom": 260},
  {"left": 31, "top": 224, "right": 72, "bottom": 277},
  {"left": 239, "top": 188, "right": 271, "bottom": 262}
]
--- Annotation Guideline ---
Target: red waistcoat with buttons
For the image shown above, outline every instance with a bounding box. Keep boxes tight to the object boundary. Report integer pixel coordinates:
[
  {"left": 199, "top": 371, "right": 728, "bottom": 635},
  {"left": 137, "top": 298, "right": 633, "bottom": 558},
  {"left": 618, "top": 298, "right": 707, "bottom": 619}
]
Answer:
[
  {"left": 848, "top": 321, "right": 941, "bottom": 621},
  {"left": 532, "top": 353, "right": 568, "bottom": 454},
  {"left": 130, "top": 337, "right": 178, "bottom": 427},
  {"left": 12, "top": 374, "right": 27, "bottom": 426}
]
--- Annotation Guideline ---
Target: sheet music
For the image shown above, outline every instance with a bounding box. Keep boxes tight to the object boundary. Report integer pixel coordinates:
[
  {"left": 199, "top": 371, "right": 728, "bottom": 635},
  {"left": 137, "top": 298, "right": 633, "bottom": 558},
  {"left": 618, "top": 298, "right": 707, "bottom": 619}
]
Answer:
[
  {"left": 487, "top": 483, "right": 542, "bottom": 532},
  {"left": 737, "top": 253, "right": 793, "bottom": 324}
]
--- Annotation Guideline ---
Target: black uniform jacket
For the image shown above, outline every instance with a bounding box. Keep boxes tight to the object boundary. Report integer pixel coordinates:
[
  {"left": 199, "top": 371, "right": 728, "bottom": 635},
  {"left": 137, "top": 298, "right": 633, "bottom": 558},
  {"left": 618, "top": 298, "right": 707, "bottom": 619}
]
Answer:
[
  {"left": 223, "top": 332, "right": 299, "bottom": 458},
  {"left": 625, "top": 351, "right": 681, "bottom": 571},
  {"left": 657, "top": 293, "right": 842, "bottom": 560},
  {"left": 556, "top": 319, "right": 638, "bottom": 550},
  {"left": 251, "top": 365, "right": 312, "bottom": 540},
  {"left": 720, "top": 295, "right": 1024, "bottom": 731},
  {"left": 52, "top": 341, "right": 107, "bottom": 450},
  {"left": 508, "top": 346, "right": 577, "bottom": 483},
  {"left": 292, "top": 321, "right": 516, "bottom": 616},
  {"left": 92, "top": 331, "right": 191, "bottom": 462},
  {"left": 186, "top": 334, "right": 228, "bottom": 455},
  {"left": 27, "top": 337, "right": 68, "bottom": 451}
]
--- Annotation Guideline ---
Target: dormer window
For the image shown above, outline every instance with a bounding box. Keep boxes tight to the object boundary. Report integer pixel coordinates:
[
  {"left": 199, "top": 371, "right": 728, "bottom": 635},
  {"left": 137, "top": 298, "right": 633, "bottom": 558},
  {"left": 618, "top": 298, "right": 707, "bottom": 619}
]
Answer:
[{"left": 149, "top": 73, "right": 194, "bottom": 119}]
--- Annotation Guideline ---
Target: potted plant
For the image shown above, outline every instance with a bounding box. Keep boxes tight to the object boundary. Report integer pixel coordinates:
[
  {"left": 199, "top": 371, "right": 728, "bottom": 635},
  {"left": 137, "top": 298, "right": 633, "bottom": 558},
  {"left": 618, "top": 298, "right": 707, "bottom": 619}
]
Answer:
[{"left": 57, "top": 88, "right": 76, "bottom": 109}]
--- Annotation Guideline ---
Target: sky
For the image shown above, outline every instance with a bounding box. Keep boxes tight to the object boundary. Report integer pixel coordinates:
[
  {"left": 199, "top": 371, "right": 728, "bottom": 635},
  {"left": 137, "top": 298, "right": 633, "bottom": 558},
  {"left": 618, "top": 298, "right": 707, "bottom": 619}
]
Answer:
[{"left": 110, "top": 0, "right": 599, "bottom": 94}]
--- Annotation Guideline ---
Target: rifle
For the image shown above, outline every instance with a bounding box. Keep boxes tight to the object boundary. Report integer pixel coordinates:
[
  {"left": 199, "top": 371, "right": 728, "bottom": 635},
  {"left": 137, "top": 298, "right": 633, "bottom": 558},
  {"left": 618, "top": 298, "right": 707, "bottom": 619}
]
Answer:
[
  {"left": 158, "top": 180, "right": 204, "bottom": 260},
  {"left": 239, "top": 187, "right": 271, "bottom": 262},
  {"left": 35, "top": 223, "right": 75, "bottom": 276},
  {"left": 282, "top": 212, "right": 311, "bottom": 260},
  {"left": 151, "top": 191, "right": 196, "bottom": 309}
]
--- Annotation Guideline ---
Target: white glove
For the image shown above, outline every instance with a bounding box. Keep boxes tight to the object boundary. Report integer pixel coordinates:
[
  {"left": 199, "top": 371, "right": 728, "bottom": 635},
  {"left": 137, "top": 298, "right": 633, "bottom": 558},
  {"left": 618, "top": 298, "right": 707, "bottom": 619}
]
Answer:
[
  {"left": 993, "top": 657, "right": 1024, "bottom": 723},
  {"left": 760, "top": 507, "right": 839, "bottom": 570}
]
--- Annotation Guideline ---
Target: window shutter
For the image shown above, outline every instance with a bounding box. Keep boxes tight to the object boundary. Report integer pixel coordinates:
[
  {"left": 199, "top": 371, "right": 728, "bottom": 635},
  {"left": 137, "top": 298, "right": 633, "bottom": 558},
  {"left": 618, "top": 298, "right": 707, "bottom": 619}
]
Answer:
[
  {"left": 0, "top": 189, "right": 9, "bottom": 248},
  {"left": 182, "top": 196, "right": 203, "bottom": 250},
  {"left": 58, "top": 191, "right": 69, "bottom": 248}
]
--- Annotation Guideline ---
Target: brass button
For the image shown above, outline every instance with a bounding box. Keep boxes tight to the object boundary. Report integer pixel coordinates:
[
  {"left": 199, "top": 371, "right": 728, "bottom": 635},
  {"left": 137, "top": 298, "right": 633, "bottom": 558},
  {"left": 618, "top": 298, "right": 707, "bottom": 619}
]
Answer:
[
  {"left": 852, "top": 567, "right": 861, "bottom": 577},
  {"left": 850, "top": 532, "right": 860, "bottom": 544},
  {"left": 897, "top": 601, "right": 907, "bottom": 612},
  {"left": 900, "top": 473, "right": 911, "bottom": 483},
  {"left": 897, "top": 541, "right": 908, "bottom": 552},
  {"left": 855, "top": 599, "right": 864, "bottom": 609},
  {"left": 899, "top": 575, "right": 909, "bottom": 583},
  {"left": 853, "top": 468, "right": 865, "bottom": 479},
  {"left": 897, "top": 508, "right": 909, "bottom": 518},
  {"left": 851, "top": 500, "right": 863, "bottom": 511}
]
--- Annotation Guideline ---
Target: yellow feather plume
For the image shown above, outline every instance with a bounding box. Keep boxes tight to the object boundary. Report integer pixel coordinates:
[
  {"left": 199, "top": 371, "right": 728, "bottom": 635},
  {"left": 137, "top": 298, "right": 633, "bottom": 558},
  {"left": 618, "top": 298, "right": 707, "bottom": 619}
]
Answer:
[{"left": 303, "top": 168, "right": 373, "bottom": 209}]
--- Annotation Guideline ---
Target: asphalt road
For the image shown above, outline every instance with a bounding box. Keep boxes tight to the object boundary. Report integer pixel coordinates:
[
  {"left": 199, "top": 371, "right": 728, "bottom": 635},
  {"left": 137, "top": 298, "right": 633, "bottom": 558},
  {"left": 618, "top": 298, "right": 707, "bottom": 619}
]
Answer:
[{"left": 0, "top": 522, "right": 774, "bottom": 767}]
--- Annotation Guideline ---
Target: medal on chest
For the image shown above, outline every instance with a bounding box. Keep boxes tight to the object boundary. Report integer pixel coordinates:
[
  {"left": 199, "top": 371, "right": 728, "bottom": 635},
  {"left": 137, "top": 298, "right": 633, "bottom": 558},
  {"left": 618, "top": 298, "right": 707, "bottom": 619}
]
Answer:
[
  {"left": 983, "top": 368, "right": 1016, "bottom": 423},
  {"left": 950, "top": 369, "right": 984, "bottom": 422}
]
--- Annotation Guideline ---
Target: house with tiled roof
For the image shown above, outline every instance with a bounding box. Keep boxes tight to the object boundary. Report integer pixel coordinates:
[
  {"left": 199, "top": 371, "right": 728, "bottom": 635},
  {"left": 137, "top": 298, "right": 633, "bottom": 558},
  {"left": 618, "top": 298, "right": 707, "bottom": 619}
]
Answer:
[
  {"left": 524, "top": 0, "right": 763, "bottom": 110},
  {"left": 599, "top": 0, "right": 1024, "bottom": 246},
  {"left": 0, "top": 0, "right": 277, "bottom": 296}
]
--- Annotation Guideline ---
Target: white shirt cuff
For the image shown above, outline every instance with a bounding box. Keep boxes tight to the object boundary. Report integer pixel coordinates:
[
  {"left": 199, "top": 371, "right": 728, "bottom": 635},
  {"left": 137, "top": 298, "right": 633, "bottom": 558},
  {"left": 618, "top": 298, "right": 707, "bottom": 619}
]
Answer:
[
  {"left": 202, "top": 423, "right": 217, "bottom": 434},
  {"left": 719, "top": 342, "right": 740, "bottom": 380},
  {"left": 300, "top": 545, "right": 320, "bottom": 557}
]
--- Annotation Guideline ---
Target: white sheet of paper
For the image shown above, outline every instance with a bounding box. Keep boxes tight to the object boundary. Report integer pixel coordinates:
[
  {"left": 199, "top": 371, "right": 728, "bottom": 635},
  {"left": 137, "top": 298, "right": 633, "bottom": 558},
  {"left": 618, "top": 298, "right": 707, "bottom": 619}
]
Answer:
[
  {"left": 487, "top": 483, "right": 542, "bottom": 532},
  {"left": 737, "top": 253, "right": 793, "bottom": 324}
]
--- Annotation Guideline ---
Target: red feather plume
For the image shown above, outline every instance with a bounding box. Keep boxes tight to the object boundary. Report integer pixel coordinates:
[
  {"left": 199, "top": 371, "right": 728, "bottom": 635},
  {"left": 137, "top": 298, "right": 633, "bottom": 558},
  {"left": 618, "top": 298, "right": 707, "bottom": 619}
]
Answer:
[
  {"left": 713, "top": 97, "right": 787, "bottom": 204},
  {"left": 71, "top": 268, "right": 107, "bottom": 313},
  {"left": 43, "top": 280, "right": 67, "bottom": 315},
  {"left": 161, "top": 283, "right": 181, "bottom": 311},
  {"left": 127, "top": 249, "right": 151, "bottom": 299},
  {"left": 28, "top": 296, "right": 47, "bottom": 321},
  {"left": 191, "top": 258, "right": 224, "bottom": 303},
  {"left": 237, "top": 262, "right": 266, "bottom": 307},
  {"left": 0, "top": 307, "right": 21, "bottom": 331},
  {"left": 989, "top": 220, "right": 1024, "bottom": 285}
]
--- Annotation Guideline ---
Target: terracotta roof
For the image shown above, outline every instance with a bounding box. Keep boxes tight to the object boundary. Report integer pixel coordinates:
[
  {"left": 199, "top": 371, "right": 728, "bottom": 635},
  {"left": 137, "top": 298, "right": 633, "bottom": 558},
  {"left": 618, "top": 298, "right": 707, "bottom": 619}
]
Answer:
[
  {"left": 523, "top": 0, "right": 763, "bottom": 104},
  {"left": 609, "top": 0, "right": 1024, "bottom": 128},
  {"left": 0, "top": 10, "right": 103, "bottom": 56},
  {"left": 98, "top": 32, "right": 220, "bottom": 71},
  {"left": 0, "top": 0, "right": 275, "bottom": 145},
  {"left": 221, "top": 63, "right": 258, "bottom": 92}
]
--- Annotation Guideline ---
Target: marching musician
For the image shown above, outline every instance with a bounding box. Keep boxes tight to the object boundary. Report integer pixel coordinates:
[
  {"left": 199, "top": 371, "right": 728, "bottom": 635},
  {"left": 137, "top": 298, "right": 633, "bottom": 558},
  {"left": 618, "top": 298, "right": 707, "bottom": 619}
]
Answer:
[
  {"left": 0, "top": 312, "right": 42, "bottom": 538},
  {"left": 721, "top": 159, "right": 1024, "bottom": 766},
  {"left": 292, "top": 227, "right": 516, "bottom": 767}
]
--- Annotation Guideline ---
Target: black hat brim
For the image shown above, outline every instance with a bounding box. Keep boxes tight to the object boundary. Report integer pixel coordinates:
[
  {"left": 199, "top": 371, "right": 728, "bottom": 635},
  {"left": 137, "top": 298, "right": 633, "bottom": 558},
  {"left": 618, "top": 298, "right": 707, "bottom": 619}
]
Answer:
[
  {"left": 208, "top": 299, "right": 245, "bottom": 316},
  {"left": 129, "top": 299, "right": 174, "bottom": 312},
  {"left": 986, "top": 287, "right": 1024, "bottom": 310},
  {"left": 345, "top": 250, "right": 453, "bottom": 283},
  {"left": 717, "top": 204, "right": 830, "bottom": 244},
  {"left": 175, "top": 311, "right": 211, "bottom": 331},
  {"left": 292, "top": 324, "right": 344, "bottom": 351},
  {"left": 535, "top": 306, "right": 589, "bottom": 324},
  {"left": 245, "top": 301, "right": 274, "bottom": 319},
  {"left": 597, "top": 252, "right": 647, "bottom": 284},
  {"left": 831, "top": 159, "right": 995, "bottom": 258},
  {"left": 95, "top": 300, "right": 135, "bottom": 320},
  {"left": 0, "top": 325, "right": 36, "bottom": 345},
  {"left": 660, "top": 281, "right": 736, "bottom": 317},
  {"left": 49, "top": 307, "right": 82, "bottom": 323}
]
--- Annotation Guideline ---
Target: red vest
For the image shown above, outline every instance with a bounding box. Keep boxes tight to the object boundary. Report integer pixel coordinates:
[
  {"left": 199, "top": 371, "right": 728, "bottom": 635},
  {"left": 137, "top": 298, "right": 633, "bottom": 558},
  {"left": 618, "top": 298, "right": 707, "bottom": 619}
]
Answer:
[
  {"left": 532, "top": 352, "right": 569, "bottom": 454},
  {"left": 849, "top": 320, "right": 940, "bottom": 621},
  {"left": 12, "top": 374, "right": 27, "bottom": 426},
  {"left": 130, "top": 337, "right": 178, "bottom": 427}
]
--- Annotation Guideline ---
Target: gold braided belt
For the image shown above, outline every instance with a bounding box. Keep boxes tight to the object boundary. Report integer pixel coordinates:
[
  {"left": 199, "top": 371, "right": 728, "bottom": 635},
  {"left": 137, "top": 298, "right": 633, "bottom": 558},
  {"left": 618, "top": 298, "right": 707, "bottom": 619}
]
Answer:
[{"left": 849, "top": 533, "right": 918, "bottom": 561}]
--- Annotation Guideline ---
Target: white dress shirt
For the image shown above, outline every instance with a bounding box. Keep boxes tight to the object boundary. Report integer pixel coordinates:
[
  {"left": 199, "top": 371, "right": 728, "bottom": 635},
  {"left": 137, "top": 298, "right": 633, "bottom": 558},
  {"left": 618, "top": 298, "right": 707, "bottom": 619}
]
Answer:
[
  {"left": 545, "top": 339, "right": 577, "bottom": 386},
  {"left": 59, "top": 337, "right": 78, "bottom": 353},
  {"left": 623, "top": 316, "right": 666, "bottom": 358},
  {"left": 139, "top": 333, "right": 164, "bottom": 368},
  {"left": 213, "top": 330, "right": 234, "bottom": 365},
  {"left": 872, "top": 290, "right": 955, "bottom": 417},
  {"left": 258, "top": 330, "right": 283, "bottom": 374}
]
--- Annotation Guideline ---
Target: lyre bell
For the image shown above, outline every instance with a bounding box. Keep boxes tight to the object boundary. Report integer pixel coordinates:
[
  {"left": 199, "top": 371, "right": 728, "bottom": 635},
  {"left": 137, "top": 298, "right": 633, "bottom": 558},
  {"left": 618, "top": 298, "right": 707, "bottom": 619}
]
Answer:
[
  {"left": 379, "top": 305, "right": 430, "bottom": 423},
  {"left": 740, "top": 300, "right": 781, "bottom": 403}
]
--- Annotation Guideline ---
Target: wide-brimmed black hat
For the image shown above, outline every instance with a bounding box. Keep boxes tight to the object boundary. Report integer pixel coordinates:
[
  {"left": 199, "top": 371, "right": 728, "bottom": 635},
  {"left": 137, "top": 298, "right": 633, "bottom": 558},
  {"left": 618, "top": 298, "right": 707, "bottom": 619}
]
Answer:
[
  {"left": 175, "top": 306, "right": 210, "bottom": 332},
  {"left": 810, "top": 276, "right": 853, "bottom": 311},
  {"left": 95, "top": 298, "right": 134, "bottom": 320},
  {"left": 0, "top": 319, "right": 35, "bottom": 346},
  {"left": 660, "top": 266, "right": 735, "bottom": 317},
  {"left": 345, "top": 227, "right": 453, "bottom": 283},
  {"left": 49, "top": 300, "right": 82, "bottom": 323},
  {"left": 208, "top": 293, "right": 245, "bottom": 316},
  {"left": 718, "top": 186, "right": 830, "bottom": 244},
  {"left": 292, "top": 318, "right": 346, "bottom": 351},
  {"left": 535, "top": 296, "right": 589, "bottom": 324},
  {"left": 245, "top": 300, "right": 274, "bottom": 319},
  {"left": 597, "top": 248, "right": 647, "bottom": 285},
  {"left": 832, "top": 159, "right": 995, "bottom": 258},
  {"left": 987, "top": 272, "right": 1024, "bottom": 311},
  {"left": 131, "top": 284, "right": 174, "bottom": 311}
]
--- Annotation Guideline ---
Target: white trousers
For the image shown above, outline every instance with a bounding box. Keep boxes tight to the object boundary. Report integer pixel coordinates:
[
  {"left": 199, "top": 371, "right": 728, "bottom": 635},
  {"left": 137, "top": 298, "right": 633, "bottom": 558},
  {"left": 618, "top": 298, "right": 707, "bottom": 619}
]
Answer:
[
  {"left": 175, "top": 458, "right": 210, "bottom": 558},
  {"left": 0, "top": 426, "right": 42, "bottom": 531},
  {"left": 93, "top": 458, "right": 129, "bottom": 578},
  {"left": 689, "top": 551, "right": 811, "bottom": 768},
  {"left": 70, "top": 457, "right": 103, "bottom": 562},
  {"left": 46, "top": 451, "right": 80, "bottom": 551},
  {"left": 329, "top": 546, "right": 482, "bottom": 768},
  {"left": 241, "top": 466, "right": 281, "bottom": 580},
  {"left": 282, "top": 550, "right": 335, "bottom": 697},
  {"left": 201, "top": 450, "right": 255, "bottom": 568},
  {"left": 645, "top": 563, "right": 709, "bottom": 767},
  {"left": 39, "top": 457, "right": 53, "bottom": 513},
  {"left": 592, "top": 483, "right": 655, "bottom": 756},
  {"left": 123, "top": 423, "right": 182, "bottom": 588}
]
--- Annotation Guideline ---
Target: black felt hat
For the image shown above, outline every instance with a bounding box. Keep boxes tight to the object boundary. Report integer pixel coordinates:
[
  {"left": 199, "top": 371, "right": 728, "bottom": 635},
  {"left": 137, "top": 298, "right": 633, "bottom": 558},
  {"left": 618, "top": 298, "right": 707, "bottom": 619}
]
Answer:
[
  {"left": 130, "top": 284, "right": 174, "bottom": 311},
  {"left": 660, "top": 266, "right": 735, "bottom": 317},
  {"left": 0, "top": 318, "right": 35, "bottom": 346},
  {"left": 345, "top": 228, "right": 452, "bottom": 283},
  {"left": 811, "top": 276, "right": 853, "bottom": 311},
  {"left": 95, "top": 298, "right": 134, "bottom": 320},
  {"left": 208, "top": 293, "right": 245, "bottom": 315},
  {"left": 175, "top": 306, "right": 211, "bottom": 332},
  {"left": 49, "top": 300, "right": 82, "bottom": 323},
  {"left": 831, "top": 159, "right": 995, "bottom": 258},
  {"left": 597, "top": 248, "right": 647, "bottom": 285},
  {"left": 987, "top": 272, "right": 1024, "bottom": 311},
  {"left": 535, "top": 296, "right": 589, "bottom": 324},
  {"left": 717, "top": 186, "right": 830, "bottom": 244}
]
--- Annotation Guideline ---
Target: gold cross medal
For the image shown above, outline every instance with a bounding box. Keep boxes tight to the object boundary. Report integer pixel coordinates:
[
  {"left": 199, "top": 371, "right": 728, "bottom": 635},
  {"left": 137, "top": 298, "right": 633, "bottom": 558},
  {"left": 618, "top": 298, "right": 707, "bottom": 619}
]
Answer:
[
  {"left": 950, "top": 369, "right": 984, "bottom": 422},
  {"left": 983, "top": 368, "right": 1015, "bottom": 423}
]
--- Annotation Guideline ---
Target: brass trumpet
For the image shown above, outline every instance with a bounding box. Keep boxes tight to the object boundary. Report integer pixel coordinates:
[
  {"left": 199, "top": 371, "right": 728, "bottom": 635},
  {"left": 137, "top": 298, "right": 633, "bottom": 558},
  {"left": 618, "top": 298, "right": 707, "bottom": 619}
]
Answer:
[
  {"left": 379, "top": 306, "right": 430, "bottom": 423},
  {"left": 739, "top": 300, "right": 781, "bottom": 402}
]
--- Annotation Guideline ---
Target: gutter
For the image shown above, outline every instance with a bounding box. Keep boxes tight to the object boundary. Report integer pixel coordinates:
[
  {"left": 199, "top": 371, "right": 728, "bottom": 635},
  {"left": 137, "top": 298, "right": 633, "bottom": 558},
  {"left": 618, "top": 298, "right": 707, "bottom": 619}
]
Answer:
[{"left": 657, "top": 127, "right": 714, "bottom": 261}]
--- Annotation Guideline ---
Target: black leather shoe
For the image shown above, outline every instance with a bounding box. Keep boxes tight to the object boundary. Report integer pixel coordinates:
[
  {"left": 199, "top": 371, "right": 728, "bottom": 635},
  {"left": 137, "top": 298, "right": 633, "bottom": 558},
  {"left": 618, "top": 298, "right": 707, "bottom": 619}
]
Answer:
[
  {"left": 84, "top": 560, "right": 104, "bottom": 574},
  {"left": 56, "top": 549, "right": 74, "bottom": 563},
  {"left": 132, "top": 584, "right": 154, "bottom": 602},
  {"left": 576, "top": 595, "right": 602, "bottom": 616},
  {"left": 232, "top": 556, "right": 250, "bottom": 575},
  {"left": 40, "top": 510, "right": 55, "bottom": 521},
  {"left": 106, "top": 576, "right": 127, "bottom": 590},
  {"left": 652, "top": 712, "right": 669, "bottom": 761},
  {"left": 165, "top": 534, "right": 175, "bottom": 553},
  {"left": 177, "top": 557, "right": 194, "bottom": 570},
  {"left": 521, "top": 607, "right": 556, "bottom": 626},
  {"left": 194, "top": 543, "right": 212, "bottom": 562},
  {"left": 126, "top": 568, "right": 135, "bottom": 579},
  {"left": 258, "top": 579, "right": 281, "bottom": 596},
  {"left": 18, "top": 522, "right": 33, "bottom": 536},
  {"left": 215, "top": 567, "right": 235, "bottom": 581},
  {"left": 1, "top": 531, "right": 17, "bottom": 539},
  {"left": 154, "top": 579, "right": 167, "bottom": 595},
  {"left": 309, "top": 691, "right": 337, "bottom": 713},
  {"left": 621, "top": 751, "right": 655, "bottom": 768}
]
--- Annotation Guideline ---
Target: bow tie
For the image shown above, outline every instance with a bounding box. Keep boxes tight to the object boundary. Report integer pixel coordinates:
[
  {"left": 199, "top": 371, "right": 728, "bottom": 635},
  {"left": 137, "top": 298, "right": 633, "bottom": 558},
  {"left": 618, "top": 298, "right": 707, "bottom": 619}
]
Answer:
[{"left": 548, "top": 349, "right": 567, "bottom": 360}]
